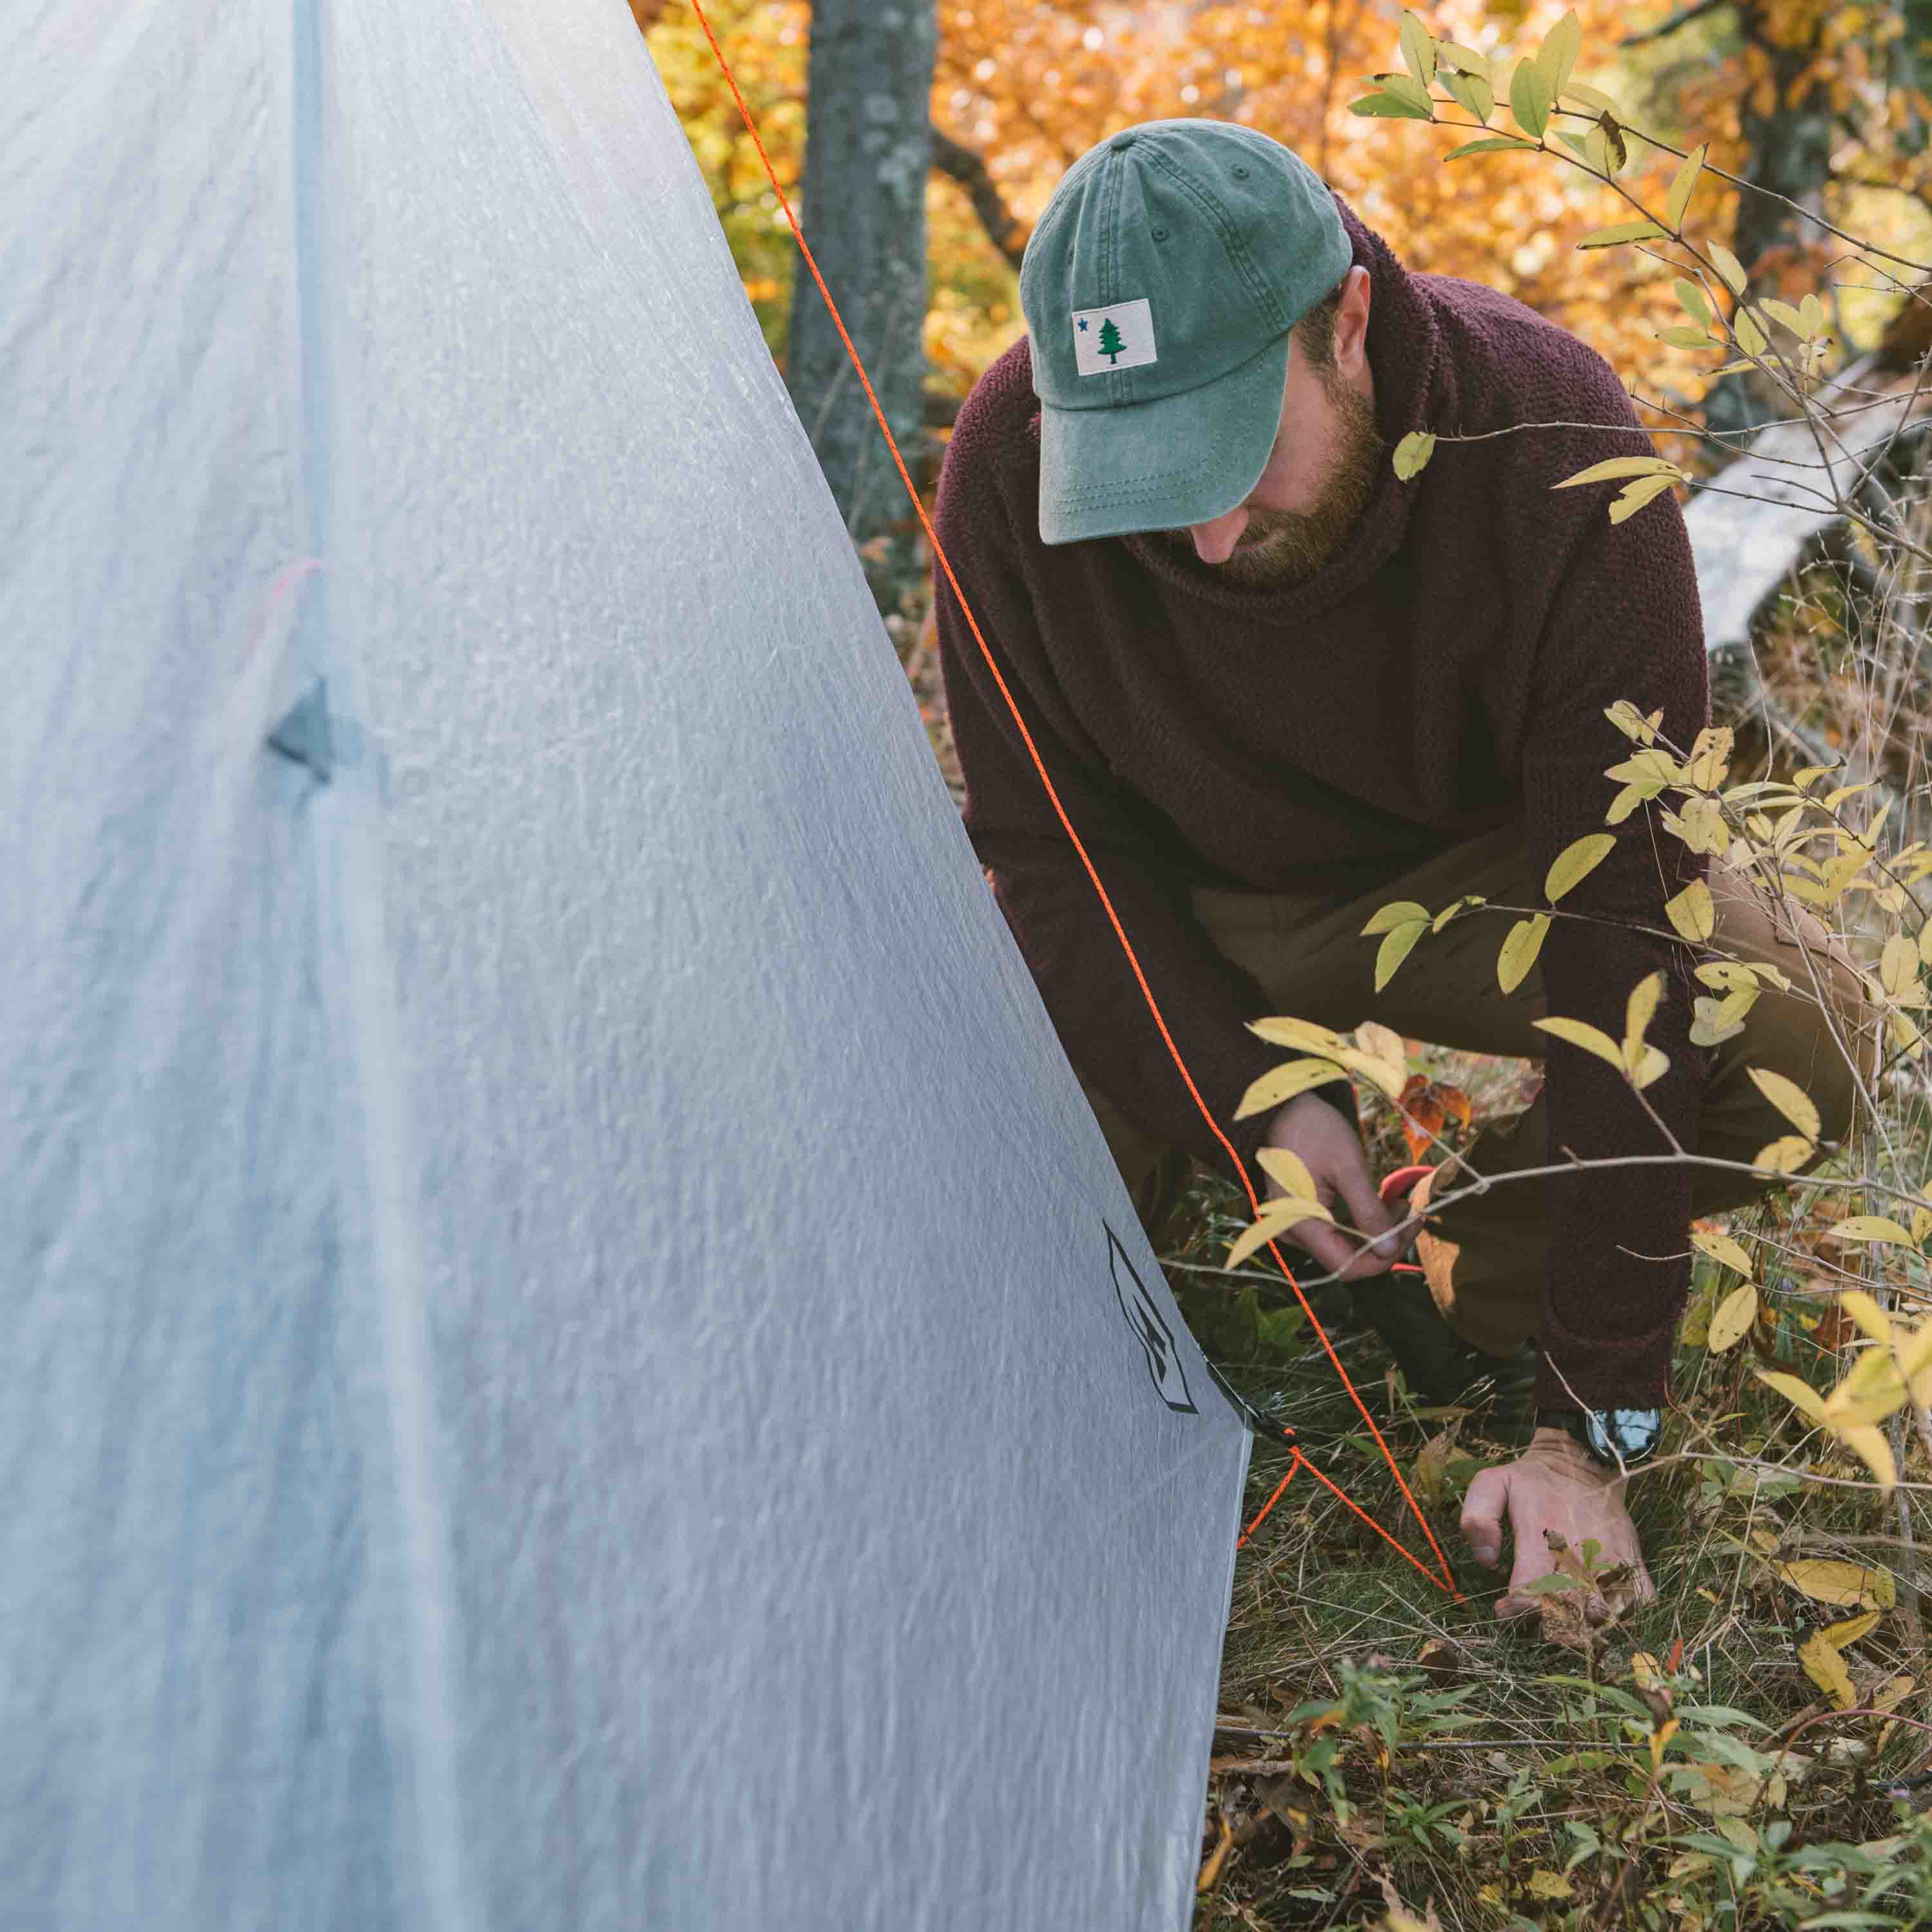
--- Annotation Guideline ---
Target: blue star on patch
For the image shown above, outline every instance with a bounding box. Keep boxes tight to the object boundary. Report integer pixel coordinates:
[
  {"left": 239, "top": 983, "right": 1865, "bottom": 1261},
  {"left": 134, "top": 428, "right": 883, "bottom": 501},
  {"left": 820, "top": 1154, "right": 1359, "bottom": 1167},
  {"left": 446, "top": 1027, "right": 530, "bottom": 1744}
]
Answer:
[{"left": 1077, "top": 318, "right": 1088, "bottom": 330}]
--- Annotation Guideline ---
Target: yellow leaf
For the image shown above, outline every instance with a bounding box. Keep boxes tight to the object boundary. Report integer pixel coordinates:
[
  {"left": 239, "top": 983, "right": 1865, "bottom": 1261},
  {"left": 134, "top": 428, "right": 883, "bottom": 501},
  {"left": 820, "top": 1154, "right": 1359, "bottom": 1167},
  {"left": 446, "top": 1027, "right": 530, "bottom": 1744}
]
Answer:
[
  {"left": 1799, "top": 1627, "right": 1857, "bottom": 1709},
  {"left": 1829, "top": 1609, "right": 1882, "bottom": 1646},
  {"left": 1235, "top": 1057, "right": 1348, "bottom": 1120},
  {"left": 1248, "top": 1016, "right": 1343, "bottom": 1054},
  {"left": 1393, "top": 430, "right": 1436, "bottom": 479},
  {"left": 1527, "top": 1870, "right": 1574, "bottom": 1900},
  {"left": 1625, "top": 970, "right": 1664, "bottom": 1052},
  {"left": 1920, "top": 920, "right": 1932, "bottom": 969},
  {"left": 1708, "top": 240, "right": 1748, "bottom": 294},
  {"left": 1354, "top": 1020, "right": 1407, "bottom": 1073},
  {"left": 1831, "top": 1216, "right": 1917, "bottom": 1245},
  {"left": 1882, "top": 933, "right": 1919, "bottom": 998},
  {"left": 1697, "top": 961, "right": 1761, "bottom": 992},
  {"left": 1666, "top": 143, "right": 1707, "bottom": 227},
  {"left": 1549, "top": 455, "right": 1681, "bottom": 491},
  {"left": 1756, "top": 1369, "right": 1828, "bottom": 1427},
  {"left": 1546, "top": 832, "right": 1616, "bottom": 902},
  {"left": 1733, "top": 306, "right": 1768, "bottom": 359},
  {"left": 1255, "top": 1146, "right": 1317, "bottom": 1201},
  {"left": 1577, "top": 220, "right": 1668, "bottom": 249},
  {"left": 1327, "top": 1045, "right": 1408, "bottom": 1104},
  {"left": 1914, "top": 1207, "right": 1932, "bottom": 1245},
  {"left": 1531, "top": 1015, "right": 1626, "bottom": 1071},
  {"left": 1837, "top": 1291, "right": 1893, "bottom": 1343},
  {"left": 1398, "top": 9, "right": 1437, "bottom": 86},
  {"left": 1534, "top": 8, "right": 1581, "bottom": 91},
  {"left": 1754, "top": 1135, "right": 1815, "bottom": 1173},
  {"left": 1362, "top": 899, "right": 1430, "bottom": 935},
  {"left": 1611, "top": 473, "right": 1680, "bottom": 524},
  {"left": 1778, "top": 1560, "right": 1895, "bottom": 1610},
  {"left": 1630, "top": 1042, "right": 1671, "bottom": 1089},
  {"left": 1226, "top": 1197, "right": 1331, "bottom": 1271},
  {"left": 1497, "top": 913, "right": 1549, "bottom": 993},
  {"left": 1376, "top": 922, "right": 1425, "bottom": 992},
  {"left": 1748, "top": 1067, "right": 1822, "bottom": 1144},
  {"left": 1691, "top": 1229, "right": 1755, "bottom": 1277},
  {"left": 1707, "top": 1281, "right": 1758, "bottom": 1352},
  {"left": 1839, "top": 1426, "right": 1899, "bottom": 1492}
]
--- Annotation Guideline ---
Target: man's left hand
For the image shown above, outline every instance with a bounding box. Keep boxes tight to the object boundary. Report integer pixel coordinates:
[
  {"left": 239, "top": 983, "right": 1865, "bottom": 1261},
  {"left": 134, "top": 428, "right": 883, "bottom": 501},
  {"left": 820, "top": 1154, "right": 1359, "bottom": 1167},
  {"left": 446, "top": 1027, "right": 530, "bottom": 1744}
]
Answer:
[{"left": 1459, "top": 1428, "right": 1655, "bottom": 1616}]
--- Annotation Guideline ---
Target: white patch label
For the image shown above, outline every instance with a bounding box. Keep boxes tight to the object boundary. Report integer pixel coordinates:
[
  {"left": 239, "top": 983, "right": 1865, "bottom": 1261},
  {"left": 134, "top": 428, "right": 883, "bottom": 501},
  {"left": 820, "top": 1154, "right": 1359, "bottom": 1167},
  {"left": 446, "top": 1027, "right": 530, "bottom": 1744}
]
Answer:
[{"left": 1071, "top": 298, "right": 1157, "bottom": 376}]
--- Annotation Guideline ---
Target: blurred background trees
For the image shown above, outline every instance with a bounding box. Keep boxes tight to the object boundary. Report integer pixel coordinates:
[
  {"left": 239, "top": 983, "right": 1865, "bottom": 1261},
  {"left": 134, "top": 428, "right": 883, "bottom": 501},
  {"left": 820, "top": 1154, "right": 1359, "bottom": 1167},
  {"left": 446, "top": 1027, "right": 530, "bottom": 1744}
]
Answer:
[{"left": 641, "top": 0, "right": 1931, "bottom": 624}]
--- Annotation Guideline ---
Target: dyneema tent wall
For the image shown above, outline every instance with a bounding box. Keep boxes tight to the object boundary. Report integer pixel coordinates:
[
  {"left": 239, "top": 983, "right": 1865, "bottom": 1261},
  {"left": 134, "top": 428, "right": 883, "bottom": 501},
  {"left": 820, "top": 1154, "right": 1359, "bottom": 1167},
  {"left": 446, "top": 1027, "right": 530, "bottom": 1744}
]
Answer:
[{"left": 1, "top": 1, "right": 1249, "bottom": 1926}]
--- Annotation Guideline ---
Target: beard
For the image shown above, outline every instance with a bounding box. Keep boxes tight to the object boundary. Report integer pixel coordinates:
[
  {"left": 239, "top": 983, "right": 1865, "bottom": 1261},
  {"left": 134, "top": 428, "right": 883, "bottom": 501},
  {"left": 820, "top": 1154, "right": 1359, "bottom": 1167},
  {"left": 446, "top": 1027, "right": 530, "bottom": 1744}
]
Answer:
[{"left": 1157, "top": 368, "right": 1385, "bottom": 589}]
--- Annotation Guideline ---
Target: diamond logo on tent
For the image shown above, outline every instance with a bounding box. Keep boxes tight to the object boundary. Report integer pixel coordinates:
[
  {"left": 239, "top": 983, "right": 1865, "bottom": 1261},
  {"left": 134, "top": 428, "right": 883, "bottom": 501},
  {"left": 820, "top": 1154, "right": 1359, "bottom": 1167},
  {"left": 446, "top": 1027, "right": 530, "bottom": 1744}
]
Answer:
[
  {"left": 1107, "top": 1224, "right": 1196, "bottom": 1414},
  {"left": 1072, "top": 299, "right": 1156, "bottom": 377}
]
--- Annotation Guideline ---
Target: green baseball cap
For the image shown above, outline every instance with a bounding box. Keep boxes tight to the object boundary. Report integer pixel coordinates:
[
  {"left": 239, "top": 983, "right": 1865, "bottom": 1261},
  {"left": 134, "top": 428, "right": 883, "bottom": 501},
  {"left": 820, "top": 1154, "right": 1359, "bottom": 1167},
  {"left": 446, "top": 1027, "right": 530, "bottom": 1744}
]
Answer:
[{"left": 1018, "top": 119, "right": 1352, "bottom": 547}]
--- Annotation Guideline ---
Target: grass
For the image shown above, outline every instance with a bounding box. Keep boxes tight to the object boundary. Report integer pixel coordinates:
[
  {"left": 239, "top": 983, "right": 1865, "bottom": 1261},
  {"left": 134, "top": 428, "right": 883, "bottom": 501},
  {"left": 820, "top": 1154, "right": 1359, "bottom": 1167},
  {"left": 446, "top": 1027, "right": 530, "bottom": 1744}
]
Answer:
[{"left": 1168, "top": 1059, "right": 1932, "bottom": 1929}]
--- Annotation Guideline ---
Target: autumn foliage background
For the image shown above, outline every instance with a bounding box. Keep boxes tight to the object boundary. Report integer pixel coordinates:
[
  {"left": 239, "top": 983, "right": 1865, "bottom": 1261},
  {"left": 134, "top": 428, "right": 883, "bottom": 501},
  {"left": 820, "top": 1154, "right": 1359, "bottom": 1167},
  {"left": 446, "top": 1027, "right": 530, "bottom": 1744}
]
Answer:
[{"left": 639, "top": 0, "right": 1930, "bottom": 470}]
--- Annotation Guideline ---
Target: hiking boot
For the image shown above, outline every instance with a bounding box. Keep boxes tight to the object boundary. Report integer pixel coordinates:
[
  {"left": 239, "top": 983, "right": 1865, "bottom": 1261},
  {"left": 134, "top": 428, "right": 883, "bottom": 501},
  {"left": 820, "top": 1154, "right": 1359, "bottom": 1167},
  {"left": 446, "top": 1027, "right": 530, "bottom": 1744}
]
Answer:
[{"left": 1349, "top": 1164, "right": 1537, "bottom": 1414}]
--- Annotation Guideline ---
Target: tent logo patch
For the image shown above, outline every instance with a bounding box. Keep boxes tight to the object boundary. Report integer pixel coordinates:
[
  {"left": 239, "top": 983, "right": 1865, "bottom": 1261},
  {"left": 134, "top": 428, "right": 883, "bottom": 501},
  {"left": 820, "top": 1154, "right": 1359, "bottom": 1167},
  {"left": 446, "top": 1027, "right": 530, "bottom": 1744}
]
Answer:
[
  {"left": 1107, "top": 1222, "right": 1196, "bottom": 1414},
  {"left": 1072, "top": 298, "right": 1157, "bottom": 377}
]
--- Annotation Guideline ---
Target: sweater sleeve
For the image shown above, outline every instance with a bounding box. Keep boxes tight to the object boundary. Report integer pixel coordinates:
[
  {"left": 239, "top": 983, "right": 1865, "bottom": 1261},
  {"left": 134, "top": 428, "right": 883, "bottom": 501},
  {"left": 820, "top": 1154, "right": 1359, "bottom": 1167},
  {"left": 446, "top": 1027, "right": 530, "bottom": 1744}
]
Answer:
[
  {"left": 1510, "top": 363, "right": 1712, "bottom": 1409},
  {"left": 930, "top": 437, "right": 1318, "bottom": 1191}
]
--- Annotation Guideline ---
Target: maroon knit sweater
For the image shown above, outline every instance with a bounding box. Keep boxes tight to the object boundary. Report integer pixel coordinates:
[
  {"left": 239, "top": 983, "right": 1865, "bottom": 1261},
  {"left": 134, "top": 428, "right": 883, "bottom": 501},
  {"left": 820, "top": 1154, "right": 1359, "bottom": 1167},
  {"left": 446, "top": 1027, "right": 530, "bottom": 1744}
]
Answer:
[{"left": 932, "top": 193, "right": 1712, "bottom": 1409}]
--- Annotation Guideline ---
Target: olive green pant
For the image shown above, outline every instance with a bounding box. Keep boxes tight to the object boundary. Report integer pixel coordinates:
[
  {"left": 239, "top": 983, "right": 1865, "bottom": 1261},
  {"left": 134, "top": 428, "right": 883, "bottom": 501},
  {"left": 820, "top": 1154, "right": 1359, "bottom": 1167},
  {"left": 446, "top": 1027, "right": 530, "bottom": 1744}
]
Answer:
[{"left": 1076, "top": 821, "right": 1873, "bottom": 1358}]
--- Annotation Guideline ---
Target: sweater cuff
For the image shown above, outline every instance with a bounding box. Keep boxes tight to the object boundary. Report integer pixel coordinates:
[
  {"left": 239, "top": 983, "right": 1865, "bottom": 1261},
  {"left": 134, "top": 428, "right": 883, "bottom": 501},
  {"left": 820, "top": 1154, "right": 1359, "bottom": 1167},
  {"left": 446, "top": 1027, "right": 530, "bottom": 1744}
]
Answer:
[{"left": 1534, "top": 1305, "right": 1676, "bottom": 1410}]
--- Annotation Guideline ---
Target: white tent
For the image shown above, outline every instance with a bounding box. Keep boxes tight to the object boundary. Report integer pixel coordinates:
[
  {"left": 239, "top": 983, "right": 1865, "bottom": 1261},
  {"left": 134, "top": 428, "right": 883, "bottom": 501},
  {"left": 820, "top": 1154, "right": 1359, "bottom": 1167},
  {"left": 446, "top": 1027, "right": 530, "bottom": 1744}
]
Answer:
[{"left": 1, "top": 3, "right": 1249, "bottom": 1926}]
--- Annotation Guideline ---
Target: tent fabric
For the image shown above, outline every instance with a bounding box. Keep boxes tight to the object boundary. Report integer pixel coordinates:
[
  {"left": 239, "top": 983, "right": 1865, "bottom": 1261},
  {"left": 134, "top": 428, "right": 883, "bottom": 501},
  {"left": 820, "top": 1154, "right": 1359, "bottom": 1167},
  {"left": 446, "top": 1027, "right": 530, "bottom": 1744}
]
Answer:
[{"left": 2, "top": 3, "right": 1249, "bottom": 1927}]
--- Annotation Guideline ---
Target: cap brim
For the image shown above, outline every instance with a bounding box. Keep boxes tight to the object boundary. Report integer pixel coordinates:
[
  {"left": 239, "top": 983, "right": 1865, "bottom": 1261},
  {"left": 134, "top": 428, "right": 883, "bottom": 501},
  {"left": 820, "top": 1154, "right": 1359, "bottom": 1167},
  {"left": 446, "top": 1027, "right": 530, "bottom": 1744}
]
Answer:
[{"left": 1036, "top": 330, "right": 1291, "bottom": 546}]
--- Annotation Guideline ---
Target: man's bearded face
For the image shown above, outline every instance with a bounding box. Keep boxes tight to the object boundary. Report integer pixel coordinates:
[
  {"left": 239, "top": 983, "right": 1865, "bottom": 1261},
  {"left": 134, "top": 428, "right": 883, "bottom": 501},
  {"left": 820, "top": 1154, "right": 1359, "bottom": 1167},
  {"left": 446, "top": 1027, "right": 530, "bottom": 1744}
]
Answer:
[{"left": 1155, "top": 355, "right": 1385, "bottom": 589}]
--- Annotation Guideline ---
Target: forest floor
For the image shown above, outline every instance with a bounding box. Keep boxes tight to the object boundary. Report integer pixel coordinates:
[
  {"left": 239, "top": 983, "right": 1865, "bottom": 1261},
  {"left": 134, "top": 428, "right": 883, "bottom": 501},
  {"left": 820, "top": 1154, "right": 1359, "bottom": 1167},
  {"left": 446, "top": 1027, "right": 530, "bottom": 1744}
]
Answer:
[{"left": 1162, "top": 1052, "right": 1932, "bottom": 1930}]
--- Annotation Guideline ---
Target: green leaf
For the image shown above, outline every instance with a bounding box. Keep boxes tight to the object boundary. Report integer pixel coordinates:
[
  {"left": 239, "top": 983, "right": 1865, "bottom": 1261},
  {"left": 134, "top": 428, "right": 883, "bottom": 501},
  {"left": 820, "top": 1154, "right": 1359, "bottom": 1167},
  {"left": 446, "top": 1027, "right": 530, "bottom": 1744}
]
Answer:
[
  {"left": 1497, "top": 913, "right": 1550, "bottom": 994},
  {"left": 1545, "top": 831, "right": 1615, "bottom": 901},
  {"left": 1392, "top": 429, "right": 1437, "bottom": 479},
  {"left": 1659, "top": 326, "right": 1716, "bottom": 350},
  {"left": 1732, "top": 305, "right": 1768, "bottom": 358},
  {"left": 1371, "top": 70, "right": 1435, "bottom": 111},
  {"left": 1444, "top": 135, "right": 1539, "bottom": 158},
  {"left": 1399, "top": 10, "right": 1437, "bottom": 88},
  {"left": 1665, "top": 144, "right": 1707, "bottom": 229},
  {"left": 1674, "top": 277, "right": 1711, "bottom": 327},
  {"left": 1441, "top": 68, "right": 1493, "bottom": 123},
  {"left": 1576, "top": 220, "right": 1668, "bottom": 249},
  {"left": 1508, "top": 59, "right": 1555, "bottom": 139},
  {"left": 1551, "top": 455, "right": 1679, "bottom": 490},
  {"left": 1760, "top": 296, "right": 1808, "bottom": 337},
  {"left": 1349, "top": 91, "right": 1435, "bottom": 120},
  {"left": 1534, "top": 9, "right": 1582, "bottom": 94},
  {"left": 1376, "top": 920, "right": 1426, "bottom": 992},
  {"left": 1436, "top": 40, "right": 1491, "bottom": 79}
]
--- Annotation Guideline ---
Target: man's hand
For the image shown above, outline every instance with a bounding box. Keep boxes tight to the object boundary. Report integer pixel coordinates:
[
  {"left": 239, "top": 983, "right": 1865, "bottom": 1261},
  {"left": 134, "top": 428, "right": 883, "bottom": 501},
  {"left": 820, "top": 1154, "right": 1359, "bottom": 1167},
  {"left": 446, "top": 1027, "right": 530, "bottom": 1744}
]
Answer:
[
  {"left": 1260, "top": 1092, "right": 1402, "bottom": 1282},
  {"left": 1459, "top": 1428, "right": 1656, "bottom": 1616}
]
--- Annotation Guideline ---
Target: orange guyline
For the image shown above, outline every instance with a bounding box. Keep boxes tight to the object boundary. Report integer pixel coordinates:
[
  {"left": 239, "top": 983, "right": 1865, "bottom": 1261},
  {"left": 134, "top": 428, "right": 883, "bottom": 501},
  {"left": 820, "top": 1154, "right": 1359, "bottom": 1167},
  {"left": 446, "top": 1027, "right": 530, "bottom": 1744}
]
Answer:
[{"left": 685, "top": 0, "right": 1460, "bottom": 1600}]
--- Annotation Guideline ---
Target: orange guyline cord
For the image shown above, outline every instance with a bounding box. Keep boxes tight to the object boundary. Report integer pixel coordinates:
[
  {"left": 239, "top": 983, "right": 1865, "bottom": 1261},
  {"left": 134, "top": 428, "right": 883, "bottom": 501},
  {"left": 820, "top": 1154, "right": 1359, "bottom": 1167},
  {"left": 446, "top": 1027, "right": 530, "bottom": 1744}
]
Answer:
[{"left": 687, "top": 0, "right": 1460, "bottom": 1600}]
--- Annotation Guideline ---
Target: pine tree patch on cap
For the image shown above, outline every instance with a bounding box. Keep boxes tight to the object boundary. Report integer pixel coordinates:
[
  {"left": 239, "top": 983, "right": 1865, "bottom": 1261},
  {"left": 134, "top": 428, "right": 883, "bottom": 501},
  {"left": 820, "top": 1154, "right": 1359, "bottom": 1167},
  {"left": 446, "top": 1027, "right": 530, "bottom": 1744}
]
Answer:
[{"left": 1072, "top": 299, "right": 1157, "bottom": 376}]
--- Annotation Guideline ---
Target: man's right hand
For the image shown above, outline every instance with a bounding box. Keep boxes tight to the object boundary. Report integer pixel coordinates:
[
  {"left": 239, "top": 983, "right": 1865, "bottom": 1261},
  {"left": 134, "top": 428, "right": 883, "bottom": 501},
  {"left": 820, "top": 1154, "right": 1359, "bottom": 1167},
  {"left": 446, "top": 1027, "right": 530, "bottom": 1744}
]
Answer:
[{"left": 1260, "top": 1092, "right": 1403, "bottom": 1281}]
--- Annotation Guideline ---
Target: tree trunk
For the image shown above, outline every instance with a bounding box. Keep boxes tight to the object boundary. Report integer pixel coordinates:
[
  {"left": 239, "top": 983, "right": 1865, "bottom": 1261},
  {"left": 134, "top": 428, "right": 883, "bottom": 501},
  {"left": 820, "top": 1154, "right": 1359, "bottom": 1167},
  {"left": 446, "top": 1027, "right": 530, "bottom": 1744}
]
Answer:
[
  {"left": 1702, "top": 0, "right": 1836, "bottom": 441},
  {"left": 786, "top": 0, "right": 936, "bottom": 614}
]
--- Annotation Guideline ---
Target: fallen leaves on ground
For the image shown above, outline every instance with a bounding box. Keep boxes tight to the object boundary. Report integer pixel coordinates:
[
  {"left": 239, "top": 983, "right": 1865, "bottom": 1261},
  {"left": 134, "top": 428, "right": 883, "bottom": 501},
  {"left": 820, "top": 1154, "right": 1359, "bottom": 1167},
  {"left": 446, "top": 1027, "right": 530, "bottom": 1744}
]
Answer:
[{"left": 1535, "top": 1530, "right": 1645, "bottom": 1655}]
